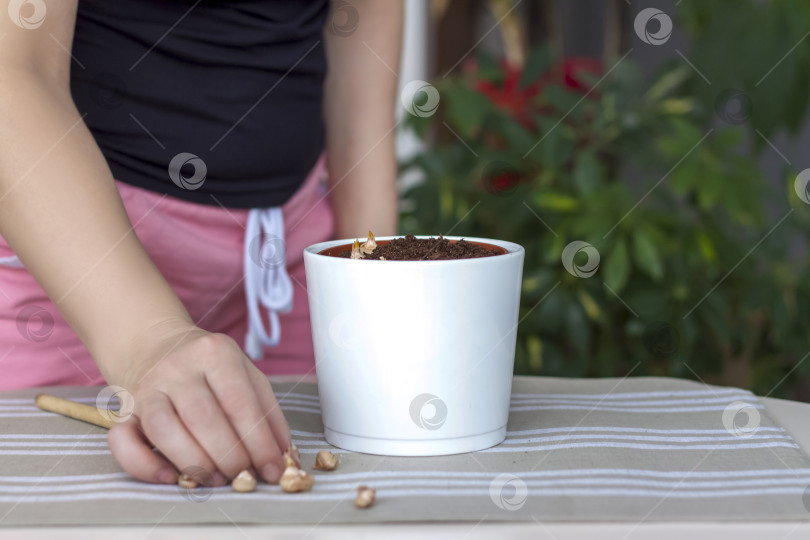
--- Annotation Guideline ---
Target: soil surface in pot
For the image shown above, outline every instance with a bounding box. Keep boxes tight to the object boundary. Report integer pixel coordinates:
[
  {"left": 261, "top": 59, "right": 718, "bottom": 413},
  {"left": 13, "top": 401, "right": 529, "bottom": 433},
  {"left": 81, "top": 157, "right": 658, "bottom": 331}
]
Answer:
[{"left": 322, "top": 234, "right": 507, "bottom": 260}]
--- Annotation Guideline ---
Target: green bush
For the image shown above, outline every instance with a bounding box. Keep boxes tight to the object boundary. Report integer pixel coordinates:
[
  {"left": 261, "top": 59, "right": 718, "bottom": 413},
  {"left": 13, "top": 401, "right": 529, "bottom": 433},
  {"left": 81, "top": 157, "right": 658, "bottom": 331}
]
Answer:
[{"left": 400, "top": 3, "right": 810, "bottom": 399}]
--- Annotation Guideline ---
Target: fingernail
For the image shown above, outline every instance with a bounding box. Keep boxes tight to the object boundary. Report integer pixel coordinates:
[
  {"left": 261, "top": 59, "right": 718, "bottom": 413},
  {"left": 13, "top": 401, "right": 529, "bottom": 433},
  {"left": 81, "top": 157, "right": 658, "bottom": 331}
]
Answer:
[
  {"left": 262, "top": 463, "right": 281, "bottom": 483},
  {"left": 158, "top": 468, "right": 177, "bottom": 484}
]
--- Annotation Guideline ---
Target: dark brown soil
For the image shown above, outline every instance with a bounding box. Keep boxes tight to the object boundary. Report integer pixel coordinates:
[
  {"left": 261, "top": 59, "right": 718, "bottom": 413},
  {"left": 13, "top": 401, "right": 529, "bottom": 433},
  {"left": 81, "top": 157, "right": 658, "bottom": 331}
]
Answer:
[{"left": 326, "top": 235, "right": 505, "bottom": 261}]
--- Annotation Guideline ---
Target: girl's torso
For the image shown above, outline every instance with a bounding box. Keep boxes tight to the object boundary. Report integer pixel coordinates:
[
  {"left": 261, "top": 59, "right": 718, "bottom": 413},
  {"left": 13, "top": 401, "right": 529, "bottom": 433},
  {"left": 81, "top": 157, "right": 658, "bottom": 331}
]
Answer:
[{"left": 70, "top": 0, "right": 329, "bottom": 208}]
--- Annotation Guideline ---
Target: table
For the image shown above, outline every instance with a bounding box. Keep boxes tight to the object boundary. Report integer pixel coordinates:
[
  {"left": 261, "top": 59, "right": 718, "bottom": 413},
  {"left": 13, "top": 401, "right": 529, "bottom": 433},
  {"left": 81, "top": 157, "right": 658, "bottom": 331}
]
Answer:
[{"left": 1, "top": 377, "right": 809, "bottom": 539}]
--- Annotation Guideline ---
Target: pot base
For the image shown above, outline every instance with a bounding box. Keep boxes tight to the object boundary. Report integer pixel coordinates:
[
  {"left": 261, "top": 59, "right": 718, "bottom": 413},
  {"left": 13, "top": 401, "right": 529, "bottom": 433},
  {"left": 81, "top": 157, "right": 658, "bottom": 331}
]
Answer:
[{"left": 323, "top": 426, "right": 507, "bottom": 456}]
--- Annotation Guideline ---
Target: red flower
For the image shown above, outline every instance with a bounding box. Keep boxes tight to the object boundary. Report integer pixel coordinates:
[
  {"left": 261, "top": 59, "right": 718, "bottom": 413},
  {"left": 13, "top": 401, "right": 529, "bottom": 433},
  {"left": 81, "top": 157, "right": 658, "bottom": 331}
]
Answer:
[
  {"left": 475, "top": 62, "right": 541, "bottom": 127},
  {"left": 483, "top": 170, "right": 521, "bottom": 195},
  {"left": 560, "top": 57, "right": 602, "bottom": 92},
  {"left": 472, "top": 57, "right": 603, "bottom": 128},
  {"left": 491, "top": 171, "right": 520, "bottom": 192}
]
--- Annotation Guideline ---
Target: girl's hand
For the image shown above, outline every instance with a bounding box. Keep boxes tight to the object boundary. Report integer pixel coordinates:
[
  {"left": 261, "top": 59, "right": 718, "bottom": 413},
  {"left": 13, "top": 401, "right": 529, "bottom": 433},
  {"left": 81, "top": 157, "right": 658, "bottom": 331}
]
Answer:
[{"left": 107, "top": 322, "right": 295, "bottom": 486}]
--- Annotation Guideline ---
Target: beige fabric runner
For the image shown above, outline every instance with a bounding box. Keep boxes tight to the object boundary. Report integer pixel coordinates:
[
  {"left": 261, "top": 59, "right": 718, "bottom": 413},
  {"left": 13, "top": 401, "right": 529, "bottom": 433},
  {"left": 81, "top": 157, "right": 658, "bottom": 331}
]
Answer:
[{"left": 1, "top": 376, "right": 809, "bottom": 526}]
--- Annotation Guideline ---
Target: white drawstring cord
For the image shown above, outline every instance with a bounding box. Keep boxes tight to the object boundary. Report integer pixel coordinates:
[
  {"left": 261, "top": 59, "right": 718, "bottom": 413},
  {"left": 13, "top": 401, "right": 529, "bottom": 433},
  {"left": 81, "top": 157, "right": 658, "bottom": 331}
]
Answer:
[
  {"left": 0, "top": 255, "right": 23, "bottom": 268},
  {"left": 243, "top": 207, "right": 294, "bottom": 360}
]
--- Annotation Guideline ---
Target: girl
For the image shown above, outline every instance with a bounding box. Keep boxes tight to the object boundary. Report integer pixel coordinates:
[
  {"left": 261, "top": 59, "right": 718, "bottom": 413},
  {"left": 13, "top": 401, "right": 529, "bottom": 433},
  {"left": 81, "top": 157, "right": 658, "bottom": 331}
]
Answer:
[{"left": 0, "top": 0, "right": 401, "bottom": 487}]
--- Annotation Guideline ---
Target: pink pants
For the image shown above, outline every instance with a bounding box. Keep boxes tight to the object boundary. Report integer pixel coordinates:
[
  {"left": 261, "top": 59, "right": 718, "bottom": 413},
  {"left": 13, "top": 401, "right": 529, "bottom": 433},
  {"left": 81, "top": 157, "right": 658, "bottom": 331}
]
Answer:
[{"left": 0, "top": 157, "right": 333, "bottom": 390}]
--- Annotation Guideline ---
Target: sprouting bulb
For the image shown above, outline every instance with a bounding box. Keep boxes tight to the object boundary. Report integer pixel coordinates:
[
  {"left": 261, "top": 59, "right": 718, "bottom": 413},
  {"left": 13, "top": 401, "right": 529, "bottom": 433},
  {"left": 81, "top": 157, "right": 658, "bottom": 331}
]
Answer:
[
  {"left": 350, "top": 239, "right": 364, "bottom": 259},
  {"left": 360, "top": 230, "right": 377, "bottom": 255}
]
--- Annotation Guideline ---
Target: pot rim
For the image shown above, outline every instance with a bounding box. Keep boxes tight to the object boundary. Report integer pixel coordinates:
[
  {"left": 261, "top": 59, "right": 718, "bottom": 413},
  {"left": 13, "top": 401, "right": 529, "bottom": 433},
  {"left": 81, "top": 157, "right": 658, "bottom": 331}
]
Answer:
[{"left": 304, "top": 235, "right": 525, "bottom": 263}]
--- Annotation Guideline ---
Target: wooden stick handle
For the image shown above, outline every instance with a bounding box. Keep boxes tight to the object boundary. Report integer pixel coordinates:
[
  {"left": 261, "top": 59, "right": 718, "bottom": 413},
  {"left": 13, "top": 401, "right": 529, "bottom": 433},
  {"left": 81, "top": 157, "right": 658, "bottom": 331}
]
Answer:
[{"left": 34, "top": 393, "right": 115, "bottom": 430}]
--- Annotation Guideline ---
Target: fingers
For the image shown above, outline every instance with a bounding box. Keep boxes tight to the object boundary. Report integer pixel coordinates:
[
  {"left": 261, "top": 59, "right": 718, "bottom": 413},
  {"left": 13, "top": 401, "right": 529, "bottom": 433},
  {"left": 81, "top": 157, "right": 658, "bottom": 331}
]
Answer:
[
  {"left": 111, "top": 332, "right": 297, "bottom": 487},
  {"left": 137, "top": 390, "right": 225, "bottom": 486},
  {"left": 246, "top": 364, "right": 298, "bottom": 465},
  {"left": 107, "top": 417, "right": 176, "bottom": 484},
  {"left": 172, "top": 380, "right": 252, "bottom": 479},
  {"left": 205, "top": 345, "right": 285, "bottom": 483}
]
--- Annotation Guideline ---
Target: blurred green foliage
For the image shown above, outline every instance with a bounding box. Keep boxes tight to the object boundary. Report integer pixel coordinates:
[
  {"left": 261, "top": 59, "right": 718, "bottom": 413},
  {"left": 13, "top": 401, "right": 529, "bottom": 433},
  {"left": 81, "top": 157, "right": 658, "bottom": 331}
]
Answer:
[{"left": 400, "top": 2, "right": 810, "bottom": 399}]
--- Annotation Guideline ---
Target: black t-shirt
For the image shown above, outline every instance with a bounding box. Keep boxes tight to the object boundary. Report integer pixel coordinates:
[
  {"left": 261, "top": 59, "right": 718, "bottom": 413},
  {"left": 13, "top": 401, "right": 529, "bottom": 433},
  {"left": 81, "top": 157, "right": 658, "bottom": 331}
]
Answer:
[{"left": 70, "top": 0, "right": 329, "bottom": 208}]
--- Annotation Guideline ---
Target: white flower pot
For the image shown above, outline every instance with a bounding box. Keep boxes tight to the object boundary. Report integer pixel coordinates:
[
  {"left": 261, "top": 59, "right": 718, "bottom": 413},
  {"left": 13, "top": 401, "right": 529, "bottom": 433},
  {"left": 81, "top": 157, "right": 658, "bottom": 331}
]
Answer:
[{"left": 303, "top": 236, "right": 525, "bottom": 456}]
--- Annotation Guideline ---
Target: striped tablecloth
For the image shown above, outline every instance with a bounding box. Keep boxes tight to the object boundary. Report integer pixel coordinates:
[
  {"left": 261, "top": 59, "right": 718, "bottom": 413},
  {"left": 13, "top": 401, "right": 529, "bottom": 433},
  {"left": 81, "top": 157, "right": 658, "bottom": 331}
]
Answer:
[{"left": 1, "top": 376, "right": 809, "bottom": 526}]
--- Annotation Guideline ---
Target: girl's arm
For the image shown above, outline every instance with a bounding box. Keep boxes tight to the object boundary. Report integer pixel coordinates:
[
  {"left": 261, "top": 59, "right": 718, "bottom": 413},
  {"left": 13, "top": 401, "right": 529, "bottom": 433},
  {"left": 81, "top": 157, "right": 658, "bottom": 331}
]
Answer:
[
  {"left": 324, "top": 0, "right": 403, "bottom": 239},
  {"left": 0, "top": 2, "right": 291, "bottom": 485}
]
